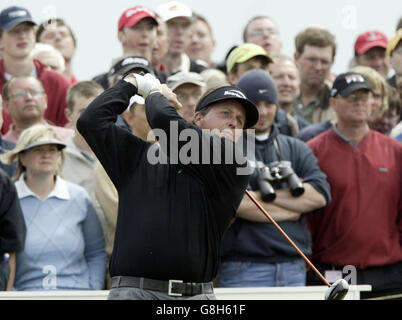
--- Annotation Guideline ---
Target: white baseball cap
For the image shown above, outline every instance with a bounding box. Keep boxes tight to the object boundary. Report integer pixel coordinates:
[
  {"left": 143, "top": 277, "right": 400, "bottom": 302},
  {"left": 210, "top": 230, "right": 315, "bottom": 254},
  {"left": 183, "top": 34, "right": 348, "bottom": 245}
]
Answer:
[{"left": 156, "top": 1, "right": 192, "bottom": 22}]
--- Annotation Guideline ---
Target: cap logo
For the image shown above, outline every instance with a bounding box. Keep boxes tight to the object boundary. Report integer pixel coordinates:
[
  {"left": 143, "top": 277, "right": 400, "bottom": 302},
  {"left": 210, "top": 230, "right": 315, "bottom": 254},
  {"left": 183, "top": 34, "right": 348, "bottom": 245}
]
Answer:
[
  {"left": 258, "top": 89, "right": 268, "bottom": 94},
  {"left": 122, "top": 57, "right": 149, "bottom": 66},
  {"left": 9, "top": 10, "right": 28, "bottom": 18},
  {"left": 345, "top": 74, "right": 365, "bottom": 84},
  {"left": 125, "top": 7, "right": 153, "bottom": 18},
  {"left": 168, "top": 5, "right": 181, "bottom": 12},
  {"left": 224, "top": 90, "right": 246, "bottom": 99},
  {"left": 366, "top": 31, "right": 382, "bottom": 42}
]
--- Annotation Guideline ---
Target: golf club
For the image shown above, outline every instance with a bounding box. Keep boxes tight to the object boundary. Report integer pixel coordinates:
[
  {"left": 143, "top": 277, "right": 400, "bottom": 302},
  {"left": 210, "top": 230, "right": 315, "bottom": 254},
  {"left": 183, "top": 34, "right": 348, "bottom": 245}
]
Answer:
[{"left": 245, "top": 190, "right": 349, "bottom": 300}]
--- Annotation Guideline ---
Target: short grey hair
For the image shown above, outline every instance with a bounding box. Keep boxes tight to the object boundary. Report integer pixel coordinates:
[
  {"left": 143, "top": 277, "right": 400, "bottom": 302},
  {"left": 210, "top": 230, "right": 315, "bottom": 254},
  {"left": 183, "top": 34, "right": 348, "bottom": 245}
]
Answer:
[{"left": 31, "top": 43, "right": 66, "bottom": 72}]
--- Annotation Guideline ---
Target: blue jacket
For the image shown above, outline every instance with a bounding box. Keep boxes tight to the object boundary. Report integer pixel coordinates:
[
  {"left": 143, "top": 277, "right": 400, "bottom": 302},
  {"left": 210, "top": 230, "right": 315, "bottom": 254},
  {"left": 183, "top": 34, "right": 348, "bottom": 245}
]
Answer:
[
  {"left": 0, "top": 138, "right": 16, "bottom": 177},
  {"left": 221, "top": 124, "right": 331, "bottom": 263}
]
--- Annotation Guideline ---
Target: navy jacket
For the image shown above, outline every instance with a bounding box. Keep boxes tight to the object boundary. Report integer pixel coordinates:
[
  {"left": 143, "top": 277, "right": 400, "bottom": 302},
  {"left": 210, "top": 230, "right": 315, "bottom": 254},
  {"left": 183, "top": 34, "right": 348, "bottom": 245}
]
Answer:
[
  {"left": 0, "top": 138, "right": 16, "bottom": 177},
  {"left": 221, "top": 124, "right": 331, "bottom": 263}
]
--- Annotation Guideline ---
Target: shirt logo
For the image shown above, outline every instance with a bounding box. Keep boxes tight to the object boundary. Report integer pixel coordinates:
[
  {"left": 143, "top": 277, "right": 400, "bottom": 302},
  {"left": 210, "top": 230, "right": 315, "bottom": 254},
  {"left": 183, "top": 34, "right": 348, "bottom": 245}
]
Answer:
[{"left": 224, "top": 90, "right": 246, "bottom": 99}]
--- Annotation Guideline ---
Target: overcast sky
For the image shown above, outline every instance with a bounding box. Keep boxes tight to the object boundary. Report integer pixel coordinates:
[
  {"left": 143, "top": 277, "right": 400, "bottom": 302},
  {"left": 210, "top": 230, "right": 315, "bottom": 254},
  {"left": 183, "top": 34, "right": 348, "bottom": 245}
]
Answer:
[{"left": 2, "top": 0, "right": 401, "bottom": 80}]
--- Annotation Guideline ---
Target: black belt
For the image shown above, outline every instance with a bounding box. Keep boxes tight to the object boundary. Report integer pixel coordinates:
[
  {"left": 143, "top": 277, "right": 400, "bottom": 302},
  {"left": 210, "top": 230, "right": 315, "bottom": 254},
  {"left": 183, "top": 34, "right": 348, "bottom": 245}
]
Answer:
[{"left": 111, "top": 276, "right": 214, "bottom": 297}]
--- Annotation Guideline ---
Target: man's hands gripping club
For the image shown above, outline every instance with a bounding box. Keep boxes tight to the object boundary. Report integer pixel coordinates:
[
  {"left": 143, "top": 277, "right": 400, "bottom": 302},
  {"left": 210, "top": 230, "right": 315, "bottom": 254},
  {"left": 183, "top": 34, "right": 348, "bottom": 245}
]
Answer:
[{"left": 124, "top": 73, "right": 183, "bottom": 111}]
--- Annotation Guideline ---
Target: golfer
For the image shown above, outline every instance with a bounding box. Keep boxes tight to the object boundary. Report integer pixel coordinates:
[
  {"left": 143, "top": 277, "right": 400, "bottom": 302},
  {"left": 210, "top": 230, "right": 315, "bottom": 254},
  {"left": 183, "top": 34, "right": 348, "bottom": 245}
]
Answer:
[{"left": 77, "top": 72, "right": 259, "bottom": 300}]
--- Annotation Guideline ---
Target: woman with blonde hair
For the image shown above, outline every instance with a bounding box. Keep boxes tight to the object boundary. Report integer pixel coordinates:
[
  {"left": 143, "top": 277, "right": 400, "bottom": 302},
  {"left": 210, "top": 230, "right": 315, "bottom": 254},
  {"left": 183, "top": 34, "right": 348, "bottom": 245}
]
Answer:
[{"left": 0, "top": 124, "right": 106, "bottom": 291}]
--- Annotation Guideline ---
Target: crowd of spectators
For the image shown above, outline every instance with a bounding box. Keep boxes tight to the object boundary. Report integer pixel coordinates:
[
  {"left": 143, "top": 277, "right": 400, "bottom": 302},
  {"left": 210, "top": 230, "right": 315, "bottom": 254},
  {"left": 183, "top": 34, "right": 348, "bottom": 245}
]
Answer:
[{"left": 0, "top": 2, "right": 401, "bottom": 300}]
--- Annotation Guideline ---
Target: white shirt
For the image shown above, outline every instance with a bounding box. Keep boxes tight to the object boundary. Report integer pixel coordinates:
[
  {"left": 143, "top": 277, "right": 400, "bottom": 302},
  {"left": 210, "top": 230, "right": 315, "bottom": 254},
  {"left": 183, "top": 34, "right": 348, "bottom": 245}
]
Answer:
[{"left": 15, "top": 173, "right": 70, "bottom": 201}]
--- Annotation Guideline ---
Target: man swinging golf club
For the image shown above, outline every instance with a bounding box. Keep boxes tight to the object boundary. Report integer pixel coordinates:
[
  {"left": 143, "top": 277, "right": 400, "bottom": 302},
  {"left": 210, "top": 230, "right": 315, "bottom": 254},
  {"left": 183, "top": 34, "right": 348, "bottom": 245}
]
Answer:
[
  {"left": 78, "top": 71, "right": 348, "bottom": 300},
  {"left": 77, "top": 71, "right": 258, "bottom": 300}
]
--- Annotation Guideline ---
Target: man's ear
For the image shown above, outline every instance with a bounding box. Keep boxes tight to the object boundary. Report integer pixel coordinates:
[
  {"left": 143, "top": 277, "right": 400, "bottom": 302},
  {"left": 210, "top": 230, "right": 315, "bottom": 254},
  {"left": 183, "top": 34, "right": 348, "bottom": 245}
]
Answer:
[
  {"left": 192, "top": 111, "right": 203, "bottom": 127},
  {"left": 294, "top": 52, "right": 300, "bottom": 62},
  {"left": 64, "top": 107, "right": 72, "bottom": 122},
  {"left": 121, "top": 109, "right": 135, "bottom": 129},
  {"left": 227, "top": 72, "right": 238, "bottom": 86},
  {"left": 354, "top": 55, "right": 361, "bottom": 65},
  {"left": 3, "top": 99, "right": 10, "bottom": 114},
  {"left": 329, "top": 97, "right": 338, "bottom": 112},
  {"left": 117, "top": 30, "right": 126, "bottom": 45}
]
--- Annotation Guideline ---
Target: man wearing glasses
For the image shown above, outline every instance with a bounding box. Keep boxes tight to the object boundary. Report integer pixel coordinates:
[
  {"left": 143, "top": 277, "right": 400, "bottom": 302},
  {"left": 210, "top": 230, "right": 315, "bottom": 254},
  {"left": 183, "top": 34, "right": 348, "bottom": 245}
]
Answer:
[
  {"left": 166, "top": 71, "right": 205, "bottom": 122},
  {"left": 293, "top": 27, "right": 338, "bottom": 124},
  {"left": 242, "top": 16, "right": 283, "bottom": 58},
  {"left": 306, "top": 72, "right": 402, "bottom": 300},
  {"left": 1, "top": 76, "right": 73, "bottom": 143}
]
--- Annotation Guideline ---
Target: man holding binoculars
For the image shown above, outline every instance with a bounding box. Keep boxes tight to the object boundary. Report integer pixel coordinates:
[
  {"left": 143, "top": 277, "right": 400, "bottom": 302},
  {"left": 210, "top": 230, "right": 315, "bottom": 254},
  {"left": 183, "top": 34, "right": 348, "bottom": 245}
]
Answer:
[{"left": 219, "top": 69, "right": 331, "bottom": 287}]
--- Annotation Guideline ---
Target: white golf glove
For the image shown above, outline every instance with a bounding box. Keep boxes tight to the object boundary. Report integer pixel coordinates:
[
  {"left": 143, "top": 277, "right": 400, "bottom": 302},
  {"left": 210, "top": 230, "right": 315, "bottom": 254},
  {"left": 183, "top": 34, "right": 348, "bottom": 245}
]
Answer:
[{"left": 132, "top": 73, "right": 161, "bottom": 98}]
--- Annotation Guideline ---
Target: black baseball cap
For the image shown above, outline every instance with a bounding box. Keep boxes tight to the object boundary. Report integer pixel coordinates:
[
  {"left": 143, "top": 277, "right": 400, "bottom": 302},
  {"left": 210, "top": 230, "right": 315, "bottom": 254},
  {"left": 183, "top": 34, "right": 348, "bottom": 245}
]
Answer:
[
  {"left": 0, "top": 6, "right": 36, "bottom": 30},
  {"left": 109, "top": 56, "right": 154, "bottom": 77},
  {"left": 330, "top": 72, "right": 372, "bottom": 97},
  {"left": 195, "top": 86, "right": 259, "bottom": 129}
]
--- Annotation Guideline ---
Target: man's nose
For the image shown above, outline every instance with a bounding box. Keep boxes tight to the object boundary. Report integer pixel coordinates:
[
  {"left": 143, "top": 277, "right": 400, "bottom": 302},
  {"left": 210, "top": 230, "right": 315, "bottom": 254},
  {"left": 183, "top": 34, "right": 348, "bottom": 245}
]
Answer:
[{"left": 228, "top": 115, "right": 242, "bottom": 129}]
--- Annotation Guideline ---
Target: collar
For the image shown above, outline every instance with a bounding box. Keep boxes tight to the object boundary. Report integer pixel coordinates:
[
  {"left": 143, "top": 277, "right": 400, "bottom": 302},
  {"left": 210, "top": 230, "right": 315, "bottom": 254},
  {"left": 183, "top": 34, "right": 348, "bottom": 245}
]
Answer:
[
  {"left": 16, "top": 173, "right": 70, "bottom": 200},
  {"left": 4, "top": 67, "right": 37, "bottom": 81},
  {"left": 171, "top": 53, "right": 191, "bottom": 74},
  {"left": 296, "top": 84, "right": 330, "bottom": 107},
  {"left": 255, "top": 132, "right": 270, "bottom": 142},
  {"left": 255, "top": 124, "right": 279, "bottom": 144},
  {"left": 333, "top": 123, "right": 369, "bottom": 146},
  {"left": 65, "top": 136, "right": 97, "bottom": 163}
]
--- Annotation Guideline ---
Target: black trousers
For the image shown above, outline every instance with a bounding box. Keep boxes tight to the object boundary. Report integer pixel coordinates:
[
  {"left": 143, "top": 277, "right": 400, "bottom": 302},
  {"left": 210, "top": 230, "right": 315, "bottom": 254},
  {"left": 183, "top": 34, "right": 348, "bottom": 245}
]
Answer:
[
  {"left": 306, "top": 261, "right": 402, "bottom": 300},
  {"left": 0, "top": 260, "right": 10, "bottom": 291}
]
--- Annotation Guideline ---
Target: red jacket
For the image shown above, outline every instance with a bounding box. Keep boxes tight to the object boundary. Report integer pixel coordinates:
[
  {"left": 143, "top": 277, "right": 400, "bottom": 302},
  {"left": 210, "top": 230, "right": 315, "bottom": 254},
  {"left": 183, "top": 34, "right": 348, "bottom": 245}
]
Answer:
[
  {"left": 306, "top": 129, "right": 402, "bottom": 269},
  {"left": 0, "top": 59, "right": 70, "bottom": 135}
]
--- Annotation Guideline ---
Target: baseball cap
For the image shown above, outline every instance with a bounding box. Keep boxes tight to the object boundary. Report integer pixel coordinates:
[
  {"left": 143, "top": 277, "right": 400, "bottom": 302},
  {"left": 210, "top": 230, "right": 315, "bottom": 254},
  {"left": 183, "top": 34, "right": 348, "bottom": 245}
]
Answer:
[
  {"left": 226, "top": 43, "right": 272, "bottom": 73},
  {"left": 387, "top": 29, "right": 402, "bottom": 56},
  {"left": 118, "top": 6, "right": 158, "bottom": 31},
  {"left": 20, "top": 138, "right": 66, "bottom": 153},
  {"left": 166, "top": 72, "right": 206, "bottom": 91},
  {"left": 0, "top": 6, "right": 36, "bottom": 30},
  {"left": 354, "top": 31, "right": 388, "bottom": 54},
  {"left": 156, "top": 1, "right": 192, "bottom": 22},
  {"left": 330, "top": 72, "right": 372, "bottom": 98},
  {"left": 237, "top": 69, "right": 278, "bottom": 105},
  {"left": 195, "top": 86, "right": 259, "bottom": 129},
  {"left": 128, "top": 95, "right": 145, "bottom": 111},
  {"left": 109, "top": 56, "right": 154, "bottom": 77}
]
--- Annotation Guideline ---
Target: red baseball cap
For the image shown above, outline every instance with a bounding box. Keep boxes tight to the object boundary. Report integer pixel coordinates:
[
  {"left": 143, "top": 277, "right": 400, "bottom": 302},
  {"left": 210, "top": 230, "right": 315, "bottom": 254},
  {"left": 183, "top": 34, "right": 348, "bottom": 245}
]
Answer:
[
  {"left": 118, "top": 6, "right": 158, "bottom": 31},
  {"left": 354, "top": 30, "right": 388, "bottom": 54}
]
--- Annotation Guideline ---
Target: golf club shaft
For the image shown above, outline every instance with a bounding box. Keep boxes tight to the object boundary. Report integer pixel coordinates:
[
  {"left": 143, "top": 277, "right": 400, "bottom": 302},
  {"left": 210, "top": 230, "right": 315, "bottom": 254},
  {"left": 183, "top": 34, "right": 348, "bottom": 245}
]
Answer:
[{"left": 245, "top": 190, "right": 331, "bottom": 287}]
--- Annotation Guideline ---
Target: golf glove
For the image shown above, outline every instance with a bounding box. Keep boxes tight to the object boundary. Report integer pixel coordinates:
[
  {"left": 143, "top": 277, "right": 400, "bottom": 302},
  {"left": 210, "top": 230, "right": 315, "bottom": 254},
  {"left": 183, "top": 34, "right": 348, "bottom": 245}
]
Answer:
[{"left": 132, "top": 73, "right": 161, "bottom": 98}]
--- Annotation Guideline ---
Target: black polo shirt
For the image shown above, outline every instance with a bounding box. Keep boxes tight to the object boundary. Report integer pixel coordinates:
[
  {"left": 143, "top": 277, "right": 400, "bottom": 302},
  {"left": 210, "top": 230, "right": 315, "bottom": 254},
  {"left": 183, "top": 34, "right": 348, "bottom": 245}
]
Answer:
[{"left": 77, "top": 81, "right": 250, "bottom": 282}]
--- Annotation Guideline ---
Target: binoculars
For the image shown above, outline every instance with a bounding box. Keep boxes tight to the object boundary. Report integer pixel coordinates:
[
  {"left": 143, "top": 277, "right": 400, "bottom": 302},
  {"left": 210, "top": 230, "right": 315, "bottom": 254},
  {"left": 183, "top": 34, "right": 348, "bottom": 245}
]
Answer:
[{"left": 255, "top": 160, "right": 305, "bottom": 202}]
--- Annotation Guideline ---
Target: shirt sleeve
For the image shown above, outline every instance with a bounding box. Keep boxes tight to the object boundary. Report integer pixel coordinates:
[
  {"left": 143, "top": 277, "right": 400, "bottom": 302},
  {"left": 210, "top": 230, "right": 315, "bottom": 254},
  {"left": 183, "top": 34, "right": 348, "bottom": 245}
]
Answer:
[
  {"left": 82, "top": 195, "right": 106, "bottom": 290},
  {"left": 0, "top": 170, "right": 26, "bottom": 253},
  {"left": 76, "top": 80, "right": 150, "bottom": 188},
  {"left": 291, "top": 138, "right": 332, "bottom": 206}
]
